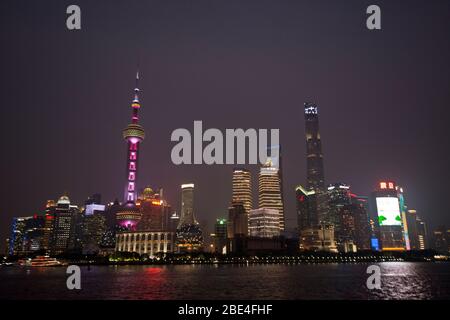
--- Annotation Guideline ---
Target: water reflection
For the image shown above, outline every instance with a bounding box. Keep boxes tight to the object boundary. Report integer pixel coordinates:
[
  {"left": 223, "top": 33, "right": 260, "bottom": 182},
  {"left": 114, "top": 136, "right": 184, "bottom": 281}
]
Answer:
[{"left": 0, "top": 262, "right": 448, "bottom": 300}]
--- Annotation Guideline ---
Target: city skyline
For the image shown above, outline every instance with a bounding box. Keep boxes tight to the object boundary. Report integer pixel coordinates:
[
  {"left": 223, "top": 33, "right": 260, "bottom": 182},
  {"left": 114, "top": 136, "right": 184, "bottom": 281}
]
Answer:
[{"left": 1, "top": 0, "right": 450, "bottom": 253}]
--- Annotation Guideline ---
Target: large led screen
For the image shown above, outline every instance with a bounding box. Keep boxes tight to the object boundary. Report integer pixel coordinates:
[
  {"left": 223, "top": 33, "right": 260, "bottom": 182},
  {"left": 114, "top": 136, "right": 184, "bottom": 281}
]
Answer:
[{"left": 376, "top": 197, "right": 401, "bottom": 226}]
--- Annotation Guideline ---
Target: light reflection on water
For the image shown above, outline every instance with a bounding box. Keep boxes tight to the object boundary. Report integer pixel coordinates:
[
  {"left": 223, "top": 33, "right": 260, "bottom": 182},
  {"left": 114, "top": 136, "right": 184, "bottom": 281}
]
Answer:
[{"left": 0, "top": 262, "right": 448, "bottom": 300}]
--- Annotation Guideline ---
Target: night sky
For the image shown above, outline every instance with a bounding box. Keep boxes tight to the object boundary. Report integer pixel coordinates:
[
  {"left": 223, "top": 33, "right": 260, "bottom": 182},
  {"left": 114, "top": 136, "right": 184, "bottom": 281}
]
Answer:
[{"left": 1, "top": 0, "right": 449, "bottom": 251}]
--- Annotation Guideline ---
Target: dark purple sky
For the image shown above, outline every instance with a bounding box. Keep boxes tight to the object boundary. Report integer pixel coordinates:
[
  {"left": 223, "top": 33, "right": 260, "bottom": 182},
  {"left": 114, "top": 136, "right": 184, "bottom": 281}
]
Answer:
[{"left": 1, "top": 0, "right": 449, "bottom": 251}]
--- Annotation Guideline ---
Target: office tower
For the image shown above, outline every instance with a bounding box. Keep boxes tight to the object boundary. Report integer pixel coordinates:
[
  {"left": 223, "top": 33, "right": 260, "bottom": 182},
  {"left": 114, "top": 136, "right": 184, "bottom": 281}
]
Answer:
[
  {"left": 416, "top": 216, "right": 428, "bottom": 250},
  {"left": 39, "top": 200, "right": 56, "bottom": 253},
  {"left": 106, "top": 199, "right": 121, "bottom": 229},
  {"left": 258, "top": 160, "right": 284, "bottom": 231},
  {"left": 404, "top": 209, "right": 420, "bottom": 250},
  {"left": 116, "top": 71, "right": 145, "bottom": 230},
  {"left": 304, "top": 102, "right": 325, "bottom": 191},
  {"left": 296, "top": 185, "right": 318, "bottom": 231},
  {"left": 81, "top": 195, "right": 107, "bottom": 254},
  {"left": 248, "top": 208, "right": 280, "bottom": 238},
  {"left": 176, "top": 184, "right": 203, "bottom": 252},
  {"left": 227, "top": 202, "right": 248, "bottom": 254},
  {"left": 178, "top": 184, "right": 196, "bottom": 226},
  {"left": 137, "top": 187, "right": 172, "bottom": 232},
  {"left": 232, "top": 168, "right": 252, "bottom": 214},
  {"left": 9, "top": 216, "right": 27, "bottom": 255},
  {"left": 8, "top": 216, "right": 44, "bottom": 256},
  {"left": 369, "top": 181, "right": 405, "bottom": 251},
  {"left": 303, "top": 102, "right": 328, "bottom": 228},
  {"left": 266, "top": 144, "right": 285, "bottom": 227},
  {"left": 327, "top": 183, "right": 351, "bottom": 239},
  {"left": 50, "top": 195, "right": 81, "bottom": 255},
  {"left": 213, "top": 218, "right": 228, "bottom": 254},
  {"left": 396, "top": 185, "right": 412, "bottom": 250},
  {"left": 432, "top": 226, "right": 449, "bottom": 254},
  {"left": 81, "top": 213, "right": 106, "bottom": 254},
  {"left": 350, "top": 195, "right": 372, "bottom": 251},
  {"left": 168, "top": 212, "right": 180, "bottom": 233}
]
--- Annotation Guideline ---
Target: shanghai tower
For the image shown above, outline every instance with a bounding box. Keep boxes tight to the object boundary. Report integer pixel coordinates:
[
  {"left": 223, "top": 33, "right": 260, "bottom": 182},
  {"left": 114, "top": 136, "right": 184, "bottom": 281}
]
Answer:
[
  {"left": 116, "top": 71, "right": 146, "bottom": 231},
  {"left": 304, "top": 102, "right": 325, "bottom": 191}
]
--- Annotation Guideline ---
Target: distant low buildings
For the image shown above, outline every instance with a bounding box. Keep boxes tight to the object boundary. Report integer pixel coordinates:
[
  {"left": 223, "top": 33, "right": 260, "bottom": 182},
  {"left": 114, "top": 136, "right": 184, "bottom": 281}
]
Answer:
[
  {"left": 432, "top": 226, "right": 449, "bottom": 254},
  {"left": 299, "top": 224, "right": 338, "bottom": 252}
]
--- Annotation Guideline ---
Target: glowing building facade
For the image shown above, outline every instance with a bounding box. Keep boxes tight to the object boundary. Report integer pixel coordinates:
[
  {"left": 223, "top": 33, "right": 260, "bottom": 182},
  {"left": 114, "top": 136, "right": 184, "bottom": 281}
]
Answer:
[
  {"left": 116, "top": 72, "right": 145, "bottom": 231},
  {"left": 370, "top": 181, "right": 405, "bottom": 251},
  {"left": 232, "top": 169, "right": 252, "bottom": 214},
  {"left": 248, "top": 208, "right": 280, "bottom": 238},
  {"left": 258, "top": 160, "right": 284, "bottom": 231},
  {"left": 304, "top": 102, "right": 325, "bottom": 191},
  {"left": 176, "top": 184, "right": 203, "bottom": 251}
]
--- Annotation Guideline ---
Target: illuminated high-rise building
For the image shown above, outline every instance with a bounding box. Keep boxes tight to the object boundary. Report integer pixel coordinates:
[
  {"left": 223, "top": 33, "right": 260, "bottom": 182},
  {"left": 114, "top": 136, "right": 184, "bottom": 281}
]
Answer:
[
  {"left": 212, "top": 218, "right": 228, "bottom": 254},
  {"left": 404, "top": 209, "right": 420, "bottom": 250},
  {"left": 176, "top": 184, "right": 203, "bottom": 251},
  {"left": 370, "top": 181, "right": 405, "bottom": 251},
  {"left": 232, "top": 168, "right": 252, "bottom": 214},
  {"left": 303, "top": 102, "right": 328, "bottom": 227},
  {"left": 179, "top": 184, "right": 196, "bottom": 226},
  {"left": 137, "top": 187, "right": 172, "bottom": 232},
  {"left": 227, "top": 202, "right": 248, "bottom": 254},
  {"left": 432, "top": 226, "right": 449, "bottom": 254},
  {"left": 258, "top": 160, "right": 284, "bottom": 231},
  {"left": 116, "top": 71, "right": 145, "bottom": 231},
  {"left": 416, "top": 216, "right": 428, "bottom": 250},
  {"left": 50, "top": 195, "right": 81, "bottom": 255},
  {"left": 296, "top": 185, "right": 318, "bottom": 231},
  {"left": 304, "top": 102, "right": 325, "bottom": 191},
  {"left": 248, "top": 208, "right": 280, "bottom": 238}
]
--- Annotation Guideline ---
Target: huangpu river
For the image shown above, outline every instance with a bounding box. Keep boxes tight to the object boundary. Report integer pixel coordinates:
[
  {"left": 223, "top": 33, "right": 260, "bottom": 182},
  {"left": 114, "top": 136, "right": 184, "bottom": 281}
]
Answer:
[{"left": 0, "top": 262, "right": 449, "bottom": 300}]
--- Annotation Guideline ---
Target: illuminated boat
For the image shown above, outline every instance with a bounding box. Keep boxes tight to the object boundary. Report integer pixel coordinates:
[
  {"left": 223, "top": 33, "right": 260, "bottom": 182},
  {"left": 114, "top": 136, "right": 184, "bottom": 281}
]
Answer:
[{"left": 19, "top": 256, "right": 64, "bottom": 267}]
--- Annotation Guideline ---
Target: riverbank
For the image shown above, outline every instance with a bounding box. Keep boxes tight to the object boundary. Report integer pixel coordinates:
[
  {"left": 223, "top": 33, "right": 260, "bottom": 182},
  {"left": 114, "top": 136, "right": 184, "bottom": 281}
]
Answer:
[{"left": 3, "top": 251, "right": 448, "bottom": 267}]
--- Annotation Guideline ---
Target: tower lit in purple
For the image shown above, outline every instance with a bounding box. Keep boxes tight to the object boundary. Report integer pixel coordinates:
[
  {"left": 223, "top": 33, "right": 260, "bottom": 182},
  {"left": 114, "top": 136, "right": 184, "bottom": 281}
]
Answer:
[{"left": 116, "top": 71, "right": 145, "bottom": 230}]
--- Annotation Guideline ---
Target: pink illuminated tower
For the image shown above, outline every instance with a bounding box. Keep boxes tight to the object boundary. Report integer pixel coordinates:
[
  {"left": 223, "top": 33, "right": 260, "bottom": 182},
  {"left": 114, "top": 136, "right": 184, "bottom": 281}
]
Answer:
[{"left": 116, "top": 71, "right": 145, "bottom": 230}]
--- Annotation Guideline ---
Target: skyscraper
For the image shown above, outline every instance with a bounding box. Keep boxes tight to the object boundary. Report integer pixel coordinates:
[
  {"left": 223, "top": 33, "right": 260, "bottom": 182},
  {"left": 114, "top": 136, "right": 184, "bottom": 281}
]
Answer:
[
  {"left": 302, "top": 102, "right": 329, "bottom": 228},
  {"left": 50, "top": 195, "right": 81, "bottom": 255},
  {"left": 370, "top": 181, "right": 405, "bottom": 251},
  {"left": 179, "top": 184, "right": 196, "bottom": 226},
  {"left": 137, "top": 187, "right": 172, "bottom": 232},
  {"left": 176, "top": 184, "right": 203, "bottom": 251},
  {"left": 416, "top": 216, "right": 428, "bottom": 250},
  {"left": 258, "top": 160, "right": 284, "bottom": 231},
  {"left": 304, "top": 102, "right": 325, "bottom": 191},
  {"left": 212, "top": 218, "right": 228, "bottom": 254},
  {"left": 227, "top": 202, "right": 248, "bottom": 254},
  {"left": 296, "top": 185, "right": 318, "bottom": 231},
  {"left": 116, "top": 71, "right": 145, "bottom": 231},
  {"left": 9, "top": 215, "right": 45, "bottom": 256},
  {"left": 232, "top": 168, "right": 252, "bottom": 214}
]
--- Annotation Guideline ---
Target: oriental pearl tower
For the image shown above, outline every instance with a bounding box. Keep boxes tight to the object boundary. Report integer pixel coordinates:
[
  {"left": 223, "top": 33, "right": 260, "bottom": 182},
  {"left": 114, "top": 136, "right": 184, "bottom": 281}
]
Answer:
[{"left": 116, "top": 71, "right": 145, "bottom": 230}]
